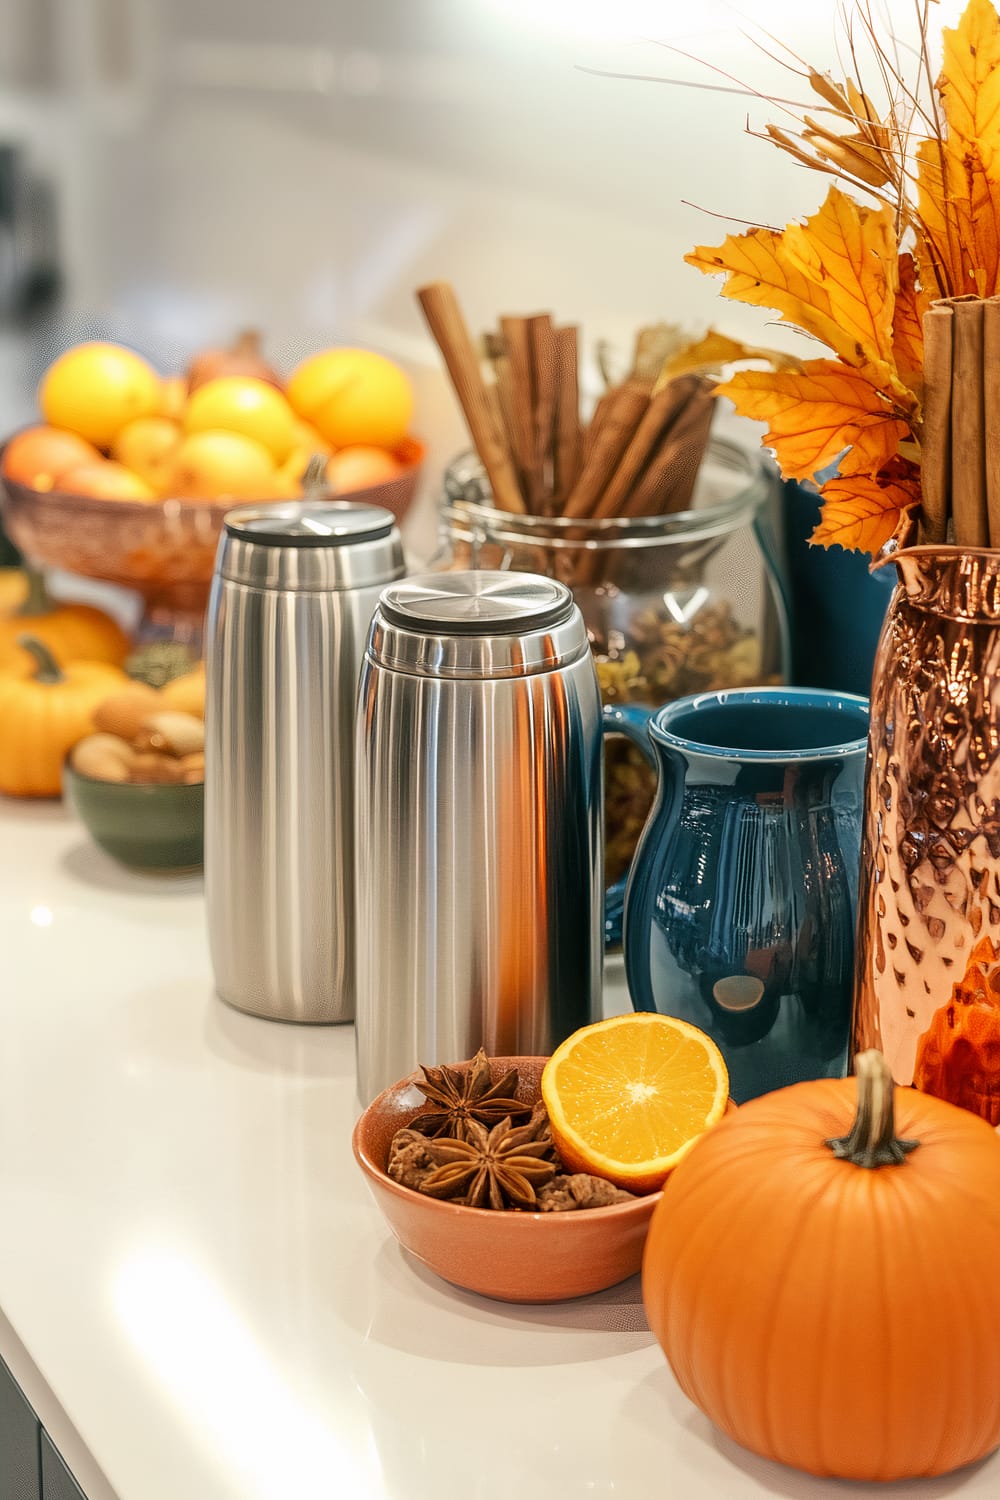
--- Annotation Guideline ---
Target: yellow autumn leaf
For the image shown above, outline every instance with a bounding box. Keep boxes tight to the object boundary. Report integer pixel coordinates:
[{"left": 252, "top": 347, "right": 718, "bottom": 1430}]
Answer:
[
  {"left": 715, "top": 361, "right": 911, "bottom": 482},
  {"left": 686, "top": 187, "right": 900, "bottom": 382},
  {"left": 810, "top": 464, "right": 921, "bottom": 555},
  {"left": 654, "top": 329, "right": 801, "bottom": 386},
  {"left": 891, "top": 253, "right": 929, "bottom": 399},
  {"left": 916, "top": 0, "right": 1000, "bottom": 295}
]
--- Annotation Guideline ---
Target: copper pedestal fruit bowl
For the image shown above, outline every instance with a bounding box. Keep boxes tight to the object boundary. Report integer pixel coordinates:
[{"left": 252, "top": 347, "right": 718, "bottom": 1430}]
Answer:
[{"left": 0, "top": 437, "right": 424, "bottom": 647}]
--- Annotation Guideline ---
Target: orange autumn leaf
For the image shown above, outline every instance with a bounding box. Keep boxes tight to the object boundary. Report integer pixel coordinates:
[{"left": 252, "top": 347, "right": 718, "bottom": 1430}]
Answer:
[
  {"left": 891, "top": 253, "right": 929, "bottom": 398},
  {"left": 686, "top": 187, "right": 900, "bottom": 381},
  {"left": 810, "top": 459, "right": 921, "bottom": 554},
  {"left": 916, "top": 0, "right": 1000, "bottom": 296},
  {"left": 716, "top": 361, "right": 910, "bottom": 482},
  {"left": 655, "top": 329, "right": 801, "bottom": 384}
]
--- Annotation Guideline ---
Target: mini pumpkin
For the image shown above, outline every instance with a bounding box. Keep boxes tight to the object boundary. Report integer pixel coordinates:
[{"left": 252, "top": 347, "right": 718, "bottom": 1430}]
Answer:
[
  {"left": 642, "top": 1051, "right": 1000, "bottom": 1482},
  {"left": 0, "top": 568, "right": 129, "bottom": 673},
  {"left": 0, "top": 635, "right": 126, "bottom": 796}
]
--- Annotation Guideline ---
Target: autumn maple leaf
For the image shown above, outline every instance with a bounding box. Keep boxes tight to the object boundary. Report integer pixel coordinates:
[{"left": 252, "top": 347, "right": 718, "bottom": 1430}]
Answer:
[
  {"left": 716, "top": 361, "right": 910, "bottom": 483},
  {"left": 686, "top": 187, "right": 902, "bottom": 388},
  {"left": 916, "top": 0, "right": 1000, "bottom": 298},
  {"left": 809, "top": 457, "right": 921, "bottom": 555}
]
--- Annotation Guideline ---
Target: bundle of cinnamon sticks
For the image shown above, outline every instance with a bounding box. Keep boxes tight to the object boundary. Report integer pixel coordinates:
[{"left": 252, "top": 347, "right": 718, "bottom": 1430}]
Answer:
[
  {"left": 416, "top": 281, "right": 716, "bottom": 521},
  {"left": 919, "top": 294, "right": 1000, "bottom": 547}
]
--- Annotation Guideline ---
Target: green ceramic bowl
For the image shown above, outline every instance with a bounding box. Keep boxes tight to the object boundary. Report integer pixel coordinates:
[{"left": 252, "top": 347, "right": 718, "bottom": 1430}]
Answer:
[{"left": 64, "top": 764, "right": 204, "bottom": 871}]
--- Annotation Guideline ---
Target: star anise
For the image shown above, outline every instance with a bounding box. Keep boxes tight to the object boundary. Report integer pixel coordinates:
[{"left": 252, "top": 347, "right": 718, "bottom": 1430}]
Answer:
[
  {"left": 419, "top": 1113, "right": 557, "bottom": 1209},
  {"left": 410, "top": 1048, "right": 531, "bottom": 1140}
]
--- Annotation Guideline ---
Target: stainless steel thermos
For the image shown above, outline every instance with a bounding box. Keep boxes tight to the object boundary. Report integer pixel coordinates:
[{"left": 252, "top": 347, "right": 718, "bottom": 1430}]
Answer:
[
  {"left": 354, "top": 570, "right": 604, "bottom": 1102},
  {"left": 204, "top": 501, "right": 405, "bottom": 1023}
]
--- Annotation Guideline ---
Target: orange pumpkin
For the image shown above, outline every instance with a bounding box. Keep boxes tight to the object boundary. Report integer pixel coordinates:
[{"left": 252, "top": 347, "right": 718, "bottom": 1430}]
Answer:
[
  {"left": 0, "top": 568, "right": 28, "bottom": 613},
  {"left": 0, "top": 569, "right": 130, "bottom": 673},
  {"left": 0, "top": 636, "right": 126, "bottom": 796},
  {"left": 642, "top": 1051, "right": 1000, "bottom": 1482}
]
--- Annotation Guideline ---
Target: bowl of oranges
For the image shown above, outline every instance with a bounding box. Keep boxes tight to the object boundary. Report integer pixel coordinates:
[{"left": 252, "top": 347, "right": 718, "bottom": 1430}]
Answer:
[{"left": 0, "top": 333, "right": 423, "bottom": 642}]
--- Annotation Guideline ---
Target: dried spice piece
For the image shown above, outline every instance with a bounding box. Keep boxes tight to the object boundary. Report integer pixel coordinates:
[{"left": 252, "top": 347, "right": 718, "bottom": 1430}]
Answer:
[
  {"left": 409, "top": 1047, "right": 531, "bottom": 1140},
  {"left": 419, "top": 1113, "right": 558, "bottom": 1209},
  {"left": 386, "top": 1128, "right": 438, "bottom": 1192},
  {"left": 535, "top": 1174, "right": 637, "bottom": 1212}
]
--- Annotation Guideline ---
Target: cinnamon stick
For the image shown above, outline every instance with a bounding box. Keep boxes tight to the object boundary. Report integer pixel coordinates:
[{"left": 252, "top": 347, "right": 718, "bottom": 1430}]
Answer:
[
  {"left": 417, "top": 282, "right": 526, "bottom": 514},
  {"left": 918, "top": 303, "right": 953, "bottom": 546},
  {"left": 499, "top": 315, "right": 537, "bottom": 506},
  {"left": 484, "top": 334, "right": 520, "bottom": 497},
  {"left": 562, "top": 381, "right": 651, "bottom": 520},
  {"left": 553, "top": 325, "right": 581, "bottom": 504},
  {"left": 583, "top": 388, "right": 616, "bottom": 463},
  {"left": 950, "top": 297, "right": 988, "bottom": 548},
  {"left": 624, "top": 383, "right": 716, "bottom": 518},
  {"left": 984, "top": 297, "right": 1000, "bottom": 547},
  {"left": 590, "top": 375, "right": 701, "bottom": 520},
  {"left": 528, "top": 314, "right": 558, "bottom": 512}
]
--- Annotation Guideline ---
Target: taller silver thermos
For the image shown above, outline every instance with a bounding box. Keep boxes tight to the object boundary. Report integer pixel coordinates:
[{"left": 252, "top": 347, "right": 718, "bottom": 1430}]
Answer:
[
  {"left": 205, "top": 501, "right": 405, "bottom": 1023},
  {"left": 354, "top": 570, "right": 604, "bottom": 1102}
]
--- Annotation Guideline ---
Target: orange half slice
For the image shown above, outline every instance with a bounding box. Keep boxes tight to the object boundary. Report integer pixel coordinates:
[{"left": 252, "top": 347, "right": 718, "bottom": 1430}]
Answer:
[{"left": 541, "top": 1013, "right": 729, "bottom": 1194}]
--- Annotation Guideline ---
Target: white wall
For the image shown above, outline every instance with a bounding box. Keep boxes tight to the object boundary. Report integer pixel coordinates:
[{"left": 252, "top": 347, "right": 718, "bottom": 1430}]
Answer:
[{"left": 11, "top": 0, "right": 971, "bottom": 549}]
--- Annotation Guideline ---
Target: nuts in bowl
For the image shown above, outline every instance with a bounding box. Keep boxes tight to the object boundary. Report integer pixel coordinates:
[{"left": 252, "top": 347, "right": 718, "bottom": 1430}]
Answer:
[{"left": 64, "top": 673, "right": 206, "bottom": 870}]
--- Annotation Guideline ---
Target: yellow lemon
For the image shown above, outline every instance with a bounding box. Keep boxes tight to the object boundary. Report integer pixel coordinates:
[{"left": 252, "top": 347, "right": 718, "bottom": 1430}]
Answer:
[
  {"left": 167, "top": 430, "right": 278, "bottom": 500},
  {"left": 183, "top": 376, "right": 297, "bottom": 463},
  {"left": 39, "top": 342, "right": 162, "bottom": 448},
  {"left": 111, "top": 417, "right": 181, "bottom": 493},
  {"left": 286, "top": 347, "right": 413, "bottom": 449}
]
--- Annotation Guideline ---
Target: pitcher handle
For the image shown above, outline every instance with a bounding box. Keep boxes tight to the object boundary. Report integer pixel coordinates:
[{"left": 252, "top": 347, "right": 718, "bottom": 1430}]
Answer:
[{"left": 602, "top": 703, "right": 657, "bottom": 948}]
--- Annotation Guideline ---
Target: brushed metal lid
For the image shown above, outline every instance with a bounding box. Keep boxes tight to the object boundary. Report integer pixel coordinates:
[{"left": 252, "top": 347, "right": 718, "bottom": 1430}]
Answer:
[
  {"left": 368, "top": 570, "right": 590, "bottom": 679},
  {"left": 380, "top": 572, "right": 574, "bottom": 635},
  {"left": 216, "top": 501, "right": 404, "bottom": 590},
  {"left": 223, "top": 502, "right": 394, "bottom": 547}
]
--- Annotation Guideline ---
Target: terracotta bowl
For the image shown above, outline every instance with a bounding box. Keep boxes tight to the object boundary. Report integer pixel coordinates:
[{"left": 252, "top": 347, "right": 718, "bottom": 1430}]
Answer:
[{"left": 352, "top": 1055, "right": 663, "bottom": 1304}]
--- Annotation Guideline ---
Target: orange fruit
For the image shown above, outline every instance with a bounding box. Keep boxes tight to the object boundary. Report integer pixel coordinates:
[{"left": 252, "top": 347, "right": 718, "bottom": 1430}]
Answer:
[
  {"left": 111, "top": 416, "right": 180, "bottom": 493},
  {"left": 58, "top": 460, "right": 157, "bottom": 502},
  {"left": 166, "top": 429, "right": 278, "bottom": 500},
  {"left": 183, "top": 376, "right": 296, "bottom": 462},
  {"left": 2, "top": 426, "right": 103, "bottom": 491},
  {"left": 286, "top": 347, "right": 413, "bottom": 449},
  {"left": 159, "top": 374, "right": 188, "bottom": 422},
  {"left": 39, "top": 342, "right": 161, "bottom": 447},
  {"left": 540, "top": 1013, "right": 730, "bottom": 1194},
  {"left": 324, "top": 445, "right": 401, "bottom": 494}
]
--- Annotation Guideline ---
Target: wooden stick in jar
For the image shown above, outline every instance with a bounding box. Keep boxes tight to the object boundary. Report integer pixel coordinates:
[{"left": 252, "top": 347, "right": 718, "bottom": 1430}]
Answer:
[
  {"left": 590, "top": 375, "right": 701, "bottom": 520},
  {"left": 562, "top": 381, "right": 651, "bottom": 519},
  {"left": 416, "top": 282, "right": 527, "bottom": 514},
  {"left": 528, "top": 314, "right": 558, "bottom": 512},
  {"left": 983, "top": 298, "right": 1000, "bottom": 547},
  {"left": 499, "top": 315, "right": 538, "bottom": 506},
  {"left": 918, "top": 302, "right": 953, "bottom": 546},
  {"left": 950, "top": 297, "right": 989, "bottom": 548},
  {"left": 624, "top": 381, "right": 717, "bottom": 518},
  {"left": 553, "top": 325, "right": 582, "bottom": 504}
]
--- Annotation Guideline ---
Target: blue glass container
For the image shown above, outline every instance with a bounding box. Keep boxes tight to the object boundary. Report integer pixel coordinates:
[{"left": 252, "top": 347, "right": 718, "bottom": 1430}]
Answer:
[{"left": 619, "top": 687, "right": 869, "bottom": 1102}]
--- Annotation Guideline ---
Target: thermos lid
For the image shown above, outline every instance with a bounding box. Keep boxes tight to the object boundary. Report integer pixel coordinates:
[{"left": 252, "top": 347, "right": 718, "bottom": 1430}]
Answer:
[
  {"left": 216, "top": 501, "right": 404, "bottom": 591},
  {"left": 368, "top": 570, "right": 590, "bottom": 679},
  {"left": 223, "top": 502, "right": 394, "bottom": 547},
  {"left": 380, "top": 572, "right": 573, "bottom": 635}
]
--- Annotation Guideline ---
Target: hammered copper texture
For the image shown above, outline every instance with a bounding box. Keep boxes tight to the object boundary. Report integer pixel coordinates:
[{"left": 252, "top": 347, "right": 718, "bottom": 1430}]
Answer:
[{"left": 854, "top": 547, "right": 1000, "bottom": 1086}]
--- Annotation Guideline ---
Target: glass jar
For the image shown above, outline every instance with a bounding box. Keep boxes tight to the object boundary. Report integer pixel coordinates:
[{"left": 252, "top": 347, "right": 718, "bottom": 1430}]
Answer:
[{"left": 434, "top": 438, "right": 791, "bottom": 892}]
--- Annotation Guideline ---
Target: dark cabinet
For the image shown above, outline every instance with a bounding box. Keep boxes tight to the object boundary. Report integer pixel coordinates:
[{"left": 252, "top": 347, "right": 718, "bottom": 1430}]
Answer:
[
  {"left": 40, "top": 1432, "right": 86, "bottom": 1500},
  {"left": 0, "top": 1353, "right": 41, "bottom": 1500}
]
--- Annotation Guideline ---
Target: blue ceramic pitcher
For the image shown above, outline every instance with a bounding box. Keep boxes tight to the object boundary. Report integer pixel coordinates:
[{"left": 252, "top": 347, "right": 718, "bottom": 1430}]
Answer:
[{"left": 613, "top": 688, "right": 869, "bottom": 1103}]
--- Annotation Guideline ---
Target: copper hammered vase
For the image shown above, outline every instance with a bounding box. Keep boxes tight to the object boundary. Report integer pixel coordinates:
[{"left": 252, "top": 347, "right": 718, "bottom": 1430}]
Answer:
[{"left": 854, "top": 546, "right": 1000, "bottom": 1123}]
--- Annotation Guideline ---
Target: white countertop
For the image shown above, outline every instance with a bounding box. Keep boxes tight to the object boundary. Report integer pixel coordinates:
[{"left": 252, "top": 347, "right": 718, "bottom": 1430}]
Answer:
[{"left": 1, "top": 800, "right": 996, "bottom": 1500}]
